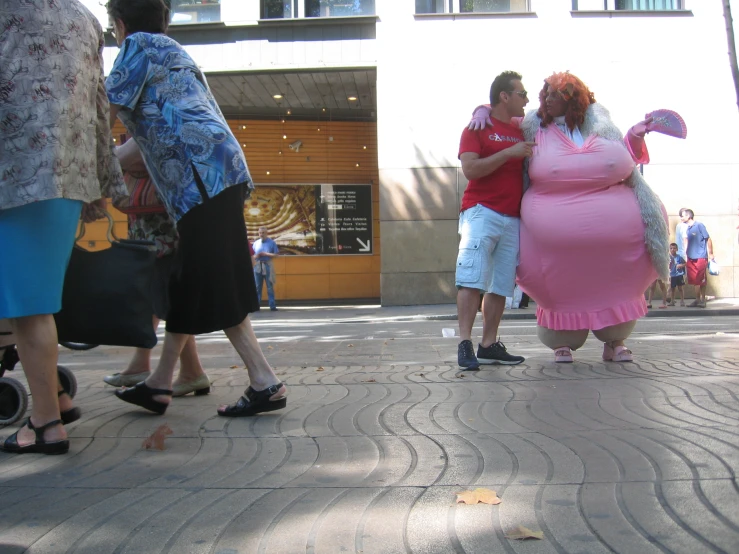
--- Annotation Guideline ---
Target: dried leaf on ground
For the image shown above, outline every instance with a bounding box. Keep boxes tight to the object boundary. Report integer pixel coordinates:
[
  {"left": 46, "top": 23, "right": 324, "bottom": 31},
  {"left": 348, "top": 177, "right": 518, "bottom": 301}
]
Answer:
[
  {"left": 316, "top": 367, "right": 325, "bottom": 372},
  {"left": 456, "top": 374, "right": 466, "bottom": 379},
  {"left": 229, "top": 365, "right": 239, "bottom": 369},
  {"left": 362, "top": 378, "right": 376, "bottom": 383},
  {"left": 505, "top": 525, "right": 544, "bottom": 540},
  {"left": 142, "top": 423, "right": 173, "bottom": 451},
  {"left": 455, "top": 488, "right": 501, "bottom": 505},
  {"left": 347, "top": 344, "right": 354, "bottom": 348},
  {"left": 267, "top": 345, "right": 274, "bottom": 350}
]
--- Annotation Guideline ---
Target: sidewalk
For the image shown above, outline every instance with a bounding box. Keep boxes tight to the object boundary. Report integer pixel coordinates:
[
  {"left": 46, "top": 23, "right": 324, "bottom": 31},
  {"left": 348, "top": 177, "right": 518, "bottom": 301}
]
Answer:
[{"left": 1, "top": 303, "right": 738, "bottom": 553}]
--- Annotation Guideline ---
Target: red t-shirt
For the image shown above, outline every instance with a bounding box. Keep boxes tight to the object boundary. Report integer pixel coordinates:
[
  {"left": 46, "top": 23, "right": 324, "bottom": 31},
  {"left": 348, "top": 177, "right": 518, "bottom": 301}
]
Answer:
[{"left": 458, "top": 117, "right": 525, "bottom": 217}]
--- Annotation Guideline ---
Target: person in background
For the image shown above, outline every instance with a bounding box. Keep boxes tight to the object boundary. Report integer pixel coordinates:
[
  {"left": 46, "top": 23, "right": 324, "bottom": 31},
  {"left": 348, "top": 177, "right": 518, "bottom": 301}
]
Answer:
[
  {"left": 0, "top": 0, "right": 120, "bottom": 454},
  {"left": 253, "top": 226, "right": 280, "bottom": 312},
  {"left": 106, "top": 0, "right": 286, "bottom": 417},
  {"left": 681, "top": 208, "right": 714, "bottom": 308},
  {"left": 668, "top": 207, "right": 689, "bottom": 303},
  {"left": 668, "top": 242, "right": 686, "bottom": 306}
]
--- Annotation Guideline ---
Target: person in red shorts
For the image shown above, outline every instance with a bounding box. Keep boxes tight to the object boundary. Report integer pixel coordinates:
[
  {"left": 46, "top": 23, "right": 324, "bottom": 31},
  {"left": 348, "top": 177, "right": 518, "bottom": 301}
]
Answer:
[{"left": 680, "top": 208, "right": 714, "bottom": 307}]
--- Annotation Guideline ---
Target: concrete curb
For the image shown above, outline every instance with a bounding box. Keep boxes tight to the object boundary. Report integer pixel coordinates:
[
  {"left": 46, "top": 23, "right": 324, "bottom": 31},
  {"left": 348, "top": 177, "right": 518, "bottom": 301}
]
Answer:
[{"left": 399, "top": 307, "right": 739, "bottom": 322}]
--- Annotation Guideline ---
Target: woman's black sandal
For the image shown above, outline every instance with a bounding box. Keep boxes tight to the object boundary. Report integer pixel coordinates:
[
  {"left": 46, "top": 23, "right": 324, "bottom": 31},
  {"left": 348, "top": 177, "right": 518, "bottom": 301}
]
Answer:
[
  {"left": 1, "top": 418, "right": 69, "bottom": 455},
  {"left": 114, "top": 381, "right": 172, "bottom": 415},
  {"left": 58, "top": 391, "right": 81, "bottom": 425},
  {"left": 217, "top": 383, "right": 286, "bottom": 417}
]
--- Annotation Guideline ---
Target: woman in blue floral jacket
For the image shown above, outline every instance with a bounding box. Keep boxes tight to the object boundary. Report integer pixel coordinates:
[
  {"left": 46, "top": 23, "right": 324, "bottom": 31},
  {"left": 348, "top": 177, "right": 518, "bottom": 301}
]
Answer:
[{"left": 105, "top": 0, "right": 287, "bottom": 418}]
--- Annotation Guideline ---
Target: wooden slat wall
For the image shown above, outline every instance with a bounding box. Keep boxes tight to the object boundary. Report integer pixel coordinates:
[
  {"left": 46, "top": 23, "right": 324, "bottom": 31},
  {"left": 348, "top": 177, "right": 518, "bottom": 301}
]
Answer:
[{"left": 87, "top": 118, "right": 380, "bottom": 301}]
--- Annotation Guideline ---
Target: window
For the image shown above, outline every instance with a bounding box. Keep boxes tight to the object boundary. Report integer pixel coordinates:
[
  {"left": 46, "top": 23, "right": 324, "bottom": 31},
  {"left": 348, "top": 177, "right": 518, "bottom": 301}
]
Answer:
[
  {"left": 263, "top": 0, "right": 296, "bottom": 18},
  {"left": 416, "top": 0, "right": 447, "bottom": 13},
  {"left": 573, "top": 0, "right": 683, "bottom": 9},
  {"left": 416, "top": 0, "right": 529, "bottom": 14},
  {"left": 170, "top": 0, "right": 221, "bottom": 24},
  {"left": 262, "top": 0, "right": 375, "bottom": 19},
  {"left": 306, "top": 0, "right": 375, "bottom": 17},
  {"left": 615, "top": 0, "right": 681, "bottom": 8}
]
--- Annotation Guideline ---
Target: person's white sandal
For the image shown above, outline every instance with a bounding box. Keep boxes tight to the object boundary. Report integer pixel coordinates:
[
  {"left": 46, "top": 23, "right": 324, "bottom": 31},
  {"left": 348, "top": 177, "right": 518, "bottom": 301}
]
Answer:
[
  {"left": 103, "top": 371, "right": 149, "bottom": 387},
  {"left": 603, "top": 343, "right": 633, "bottom": 362},
  {"left": 172, "top": 374, "right": 211, "bottom": 397},
  {"left": 554, "top": 347, "right": 573, "bottom": 363}
]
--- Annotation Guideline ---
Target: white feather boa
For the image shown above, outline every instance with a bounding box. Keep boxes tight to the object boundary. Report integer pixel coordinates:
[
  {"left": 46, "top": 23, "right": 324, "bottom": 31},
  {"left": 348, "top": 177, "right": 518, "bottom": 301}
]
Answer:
[{"left": 520, "top": 103, "right": 669, "bottom": 280}]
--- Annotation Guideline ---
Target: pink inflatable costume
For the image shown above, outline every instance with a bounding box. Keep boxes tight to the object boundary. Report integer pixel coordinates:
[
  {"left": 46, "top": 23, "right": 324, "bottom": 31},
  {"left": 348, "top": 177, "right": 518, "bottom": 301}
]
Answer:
[{"left": 517, "top": 124, "right": 659, "bottom": 330}]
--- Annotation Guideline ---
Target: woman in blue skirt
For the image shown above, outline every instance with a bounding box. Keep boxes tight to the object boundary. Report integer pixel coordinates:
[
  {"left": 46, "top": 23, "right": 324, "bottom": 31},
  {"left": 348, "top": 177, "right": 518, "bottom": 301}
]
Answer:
[{"left": 0, "top": 0, "right": 122, "bottom": 455}]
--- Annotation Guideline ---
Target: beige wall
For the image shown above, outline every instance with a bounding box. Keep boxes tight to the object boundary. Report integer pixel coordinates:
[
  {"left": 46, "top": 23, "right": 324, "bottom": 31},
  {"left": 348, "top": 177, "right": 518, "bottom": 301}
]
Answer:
[{"left": 376, "top": 0, "right": 739, "bottom": 304}]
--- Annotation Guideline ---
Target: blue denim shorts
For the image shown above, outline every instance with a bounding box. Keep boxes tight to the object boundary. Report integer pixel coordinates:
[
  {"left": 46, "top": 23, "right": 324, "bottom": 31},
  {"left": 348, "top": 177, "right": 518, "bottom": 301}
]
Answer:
[{"left": 455, "top": 204, "right": 519, "bottom": 297}]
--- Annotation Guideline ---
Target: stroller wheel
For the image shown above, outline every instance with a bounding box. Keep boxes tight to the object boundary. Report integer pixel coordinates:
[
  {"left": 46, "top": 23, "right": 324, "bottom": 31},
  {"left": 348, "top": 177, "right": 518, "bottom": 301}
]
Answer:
[
  {"left": 0, "top": 377, "right": 28, "bottom": 426},
  {"left": 57, "top": 365, "right": 78, "bottom": 399}
]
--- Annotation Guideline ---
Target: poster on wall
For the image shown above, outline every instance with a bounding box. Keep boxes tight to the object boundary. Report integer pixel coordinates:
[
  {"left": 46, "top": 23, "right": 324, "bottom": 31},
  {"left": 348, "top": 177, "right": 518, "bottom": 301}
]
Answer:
[{"left": 244, "top": 184, "right": 373, "bottom": 255}]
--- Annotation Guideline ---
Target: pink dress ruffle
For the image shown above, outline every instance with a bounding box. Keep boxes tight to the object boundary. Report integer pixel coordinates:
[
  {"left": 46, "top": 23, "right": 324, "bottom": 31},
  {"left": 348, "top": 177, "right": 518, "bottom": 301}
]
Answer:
[
  {"left": 517, "top": 125, "right": 658, "bottom": 331},
  {"left": 536, "top": 297, "right": 647, "bottom": 331}
]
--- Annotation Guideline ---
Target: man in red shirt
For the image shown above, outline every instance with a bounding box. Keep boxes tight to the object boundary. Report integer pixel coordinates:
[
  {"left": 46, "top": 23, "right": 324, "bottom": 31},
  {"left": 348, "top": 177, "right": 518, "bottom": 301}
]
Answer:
[{"left": 456, "top": 70, "right": 534, "bottom": 369}]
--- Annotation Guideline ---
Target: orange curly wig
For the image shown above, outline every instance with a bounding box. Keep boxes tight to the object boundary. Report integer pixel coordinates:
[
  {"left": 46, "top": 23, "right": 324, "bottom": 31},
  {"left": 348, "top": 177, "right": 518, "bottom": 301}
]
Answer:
[{"left": 537, "top": 72, "right": 596, "bottom": 130}]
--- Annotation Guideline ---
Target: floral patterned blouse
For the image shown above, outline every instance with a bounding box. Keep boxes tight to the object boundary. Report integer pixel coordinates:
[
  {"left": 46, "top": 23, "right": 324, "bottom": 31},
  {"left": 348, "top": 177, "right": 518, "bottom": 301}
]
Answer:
[
  {"left": 106, "top": 33, "right": 253, "bottom": 222},
  {"left": 129, "top": 212, "right": 178, "bottom": 259},
  {"left": 0, "top": 0, "right": 122, "bottom": 210}
]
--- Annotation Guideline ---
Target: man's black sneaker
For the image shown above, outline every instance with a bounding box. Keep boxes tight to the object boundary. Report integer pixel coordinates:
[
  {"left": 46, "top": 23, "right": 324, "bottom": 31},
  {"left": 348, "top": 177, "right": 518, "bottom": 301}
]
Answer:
[
  {"left": 477, "top": 341, "right": 525, "bottom": 365},
  {"left": 458, "top": 340, "right": 480, "bottom": 370}
]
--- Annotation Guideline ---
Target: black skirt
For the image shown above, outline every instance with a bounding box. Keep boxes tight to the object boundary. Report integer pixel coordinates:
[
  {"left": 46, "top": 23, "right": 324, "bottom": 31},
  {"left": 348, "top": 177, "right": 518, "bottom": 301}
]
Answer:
[
  {"left": 165, "top": 184, "right": 259, "bottom": 334},
  {"left": 151, "top": 255, "right": 174, "bottom": 321}
]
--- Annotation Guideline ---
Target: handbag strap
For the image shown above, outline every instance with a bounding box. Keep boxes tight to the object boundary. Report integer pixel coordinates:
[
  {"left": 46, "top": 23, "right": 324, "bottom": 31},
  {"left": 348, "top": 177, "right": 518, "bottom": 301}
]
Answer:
[{"left": 76, "top": 210, "right": 120, "bottom": 244}]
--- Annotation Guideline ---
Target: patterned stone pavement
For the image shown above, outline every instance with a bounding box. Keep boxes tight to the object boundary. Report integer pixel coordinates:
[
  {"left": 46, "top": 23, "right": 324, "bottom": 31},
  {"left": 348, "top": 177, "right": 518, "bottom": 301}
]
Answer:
[{"left": 1, "top": 311, "right": 739, "bottom": 554}]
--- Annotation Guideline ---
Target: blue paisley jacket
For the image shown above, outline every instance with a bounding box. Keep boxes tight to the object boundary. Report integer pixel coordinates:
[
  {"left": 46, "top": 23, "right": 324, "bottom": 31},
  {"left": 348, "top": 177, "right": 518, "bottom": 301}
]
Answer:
[{"left": 106, "top": 33, "right": 253, "bottom": 222}]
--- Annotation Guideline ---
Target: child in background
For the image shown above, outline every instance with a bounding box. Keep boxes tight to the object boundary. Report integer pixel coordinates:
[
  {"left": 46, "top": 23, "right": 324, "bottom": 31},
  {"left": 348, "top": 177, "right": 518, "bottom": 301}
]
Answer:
[{"left": 668, "top": 242, "right": 686, "bottom": 306}]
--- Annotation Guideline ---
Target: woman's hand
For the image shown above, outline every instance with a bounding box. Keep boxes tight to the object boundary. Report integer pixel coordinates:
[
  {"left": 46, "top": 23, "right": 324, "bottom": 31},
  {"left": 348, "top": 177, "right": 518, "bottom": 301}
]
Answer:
[
  {"left": 629, "top": 116, "right": 654, "bottom": 138},
  {"left": 468, "top": 105, "right": 492, "bottom": 131},
  {"left": 81, "top": 198, "right": 107, "bottom": 223}
]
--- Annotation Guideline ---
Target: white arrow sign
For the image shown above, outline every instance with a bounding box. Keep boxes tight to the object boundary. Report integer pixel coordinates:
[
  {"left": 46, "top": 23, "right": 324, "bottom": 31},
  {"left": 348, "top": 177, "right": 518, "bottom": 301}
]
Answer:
[{"left": 356, "top": 238, "right": 371, "bottom": 252}]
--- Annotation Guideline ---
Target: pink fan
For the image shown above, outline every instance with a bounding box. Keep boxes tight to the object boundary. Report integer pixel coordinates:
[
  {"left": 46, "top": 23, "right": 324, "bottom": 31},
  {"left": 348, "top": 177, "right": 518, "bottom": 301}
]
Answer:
[{"left": 645, "top": 109, "right": 687, "bottom": 139}]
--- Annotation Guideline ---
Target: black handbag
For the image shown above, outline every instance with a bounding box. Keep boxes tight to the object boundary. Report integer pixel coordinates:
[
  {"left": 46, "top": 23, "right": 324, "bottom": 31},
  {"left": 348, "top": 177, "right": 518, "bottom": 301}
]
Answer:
[{"left": 54, "top": 213, "right": 158, "bottom": 349}]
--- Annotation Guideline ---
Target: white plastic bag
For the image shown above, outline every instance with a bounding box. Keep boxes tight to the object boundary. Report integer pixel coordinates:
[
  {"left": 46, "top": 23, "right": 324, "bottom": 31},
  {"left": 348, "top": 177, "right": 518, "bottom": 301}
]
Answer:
[
  {"left": 708, "top": 259, "right": 720, "bottom": 276},
  {"left": 512, "top": 285, "right": 523, "bottom": 308}
]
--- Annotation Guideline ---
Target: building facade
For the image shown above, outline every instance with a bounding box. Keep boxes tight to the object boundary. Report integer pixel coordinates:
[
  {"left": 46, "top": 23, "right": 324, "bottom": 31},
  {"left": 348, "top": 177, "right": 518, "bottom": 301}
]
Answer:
[{"left": 83, "top": 0, "right": 739, "bottom": 305}]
